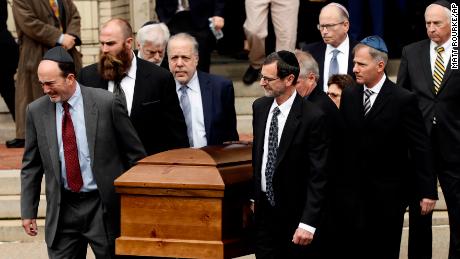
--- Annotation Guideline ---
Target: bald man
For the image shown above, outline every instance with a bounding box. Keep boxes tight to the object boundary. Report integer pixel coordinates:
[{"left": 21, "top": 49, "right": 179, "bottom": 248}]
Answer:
[
  {"left": 302, "top": 2, "right": 358, "bottom": 94},
  {"left": 79, "top": 18, "right": 189, "bottom": 155}
]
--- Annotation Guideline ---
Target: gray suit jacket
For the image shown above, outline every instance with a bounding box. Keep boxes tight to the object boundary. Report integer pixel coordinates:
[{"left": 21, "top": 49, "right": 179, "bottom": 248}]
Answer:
[{"left": 20, "top": 85, "right": 146, "bottom": 246}]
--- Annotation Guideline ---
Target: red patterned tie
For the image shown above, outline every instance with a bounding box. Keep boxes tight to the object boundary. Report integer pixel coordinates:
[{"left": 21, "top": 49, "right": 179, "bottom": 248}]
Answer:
[{"left": 62, "top": 102, "right": 83, "bottom": 192}]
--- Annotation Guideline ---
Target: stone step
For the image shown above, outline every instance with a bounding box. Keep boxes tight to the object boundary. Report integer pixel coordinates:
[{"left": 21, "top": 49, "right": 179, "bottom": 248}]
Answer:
[
  {"left": 0, "top": 171, "right": 45, "bottom": 196},
  {"left": 0, "top": 219, "right": 45, "bottom": 242},
  {"left": 0, "top": 195, "right": 46, "bottom": 219}
]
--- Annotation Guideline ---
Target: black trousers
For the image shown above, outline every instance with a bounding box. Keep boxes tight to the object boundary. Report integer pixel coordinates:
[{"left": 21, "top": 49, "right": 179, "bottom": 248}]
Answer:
[
  {"left": 0, "top": 30, "right": 18, "bottom": 121},
  {"left": 408, "top": 198, "right": 433, "bottom": 259},
  {"left": 432, "top": 125, "right": 460, "bottom": 259},
  {"left": 254, "top": 194, "right": 312, "bottom": 259},
  {"left": 166, "top": 11, "right": 215, "bottom": 73},
  {"left": 48, "top": 190, "right": 113, "bottom": 259}
]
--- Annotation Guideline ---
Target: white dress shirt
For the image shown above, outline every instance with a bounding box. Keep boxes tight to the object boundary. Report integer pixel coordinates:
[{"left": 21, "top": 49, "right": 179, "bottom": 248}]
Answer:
[
  {"left": 108, "top": 53, "right": 137, "bottom": 115},
  {"left": 175, "top": 71, "right": 207, "bottom": 148},
  {"left": 430, "top": 38, "right": 452, "bottom": 75},
  {"left": 363, "top": 74, "right": 386, "bottom": 109},
  {"left": 56, "top": 83, "right": 97, "bottom": 192},
  {"left": 260, "top": 90, "right": 316, "bottom": 234},
  {"left": 323, "top": 36, "right": 350, "bottom": 92}
]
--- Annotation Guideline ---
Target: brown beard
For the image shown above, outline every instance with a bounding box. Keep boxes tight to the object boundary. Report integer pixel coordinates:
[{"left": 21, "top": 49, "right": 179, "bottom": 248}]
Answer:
[{"left": 98, "top": 45, "right": 132, "bottom": 81}]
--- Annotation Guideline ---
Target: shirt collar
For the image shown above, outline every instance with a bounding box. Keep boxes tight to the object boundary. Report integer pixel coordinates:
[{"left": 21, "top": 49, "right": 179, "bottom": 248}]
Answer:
[
  {"left": 430, "top": 38, "right": 452, "bottom": 54},
  {"left": 270, "top": 89, "right": 297, "bottom": 117},
  {"left": 326, "top": 35, "right": 349, "bottom": 55},
  {"left": 175, "top": 71, "right": 199, "bottom": 92},
  {"left": 364, "top": 74, "right": 386, "bottom": 94},
  {"left": 57, "top": 83, "right": 81, "bottom": 112},
  {"left": 126, "top": 53, "right": 137, "bottom": 80}
]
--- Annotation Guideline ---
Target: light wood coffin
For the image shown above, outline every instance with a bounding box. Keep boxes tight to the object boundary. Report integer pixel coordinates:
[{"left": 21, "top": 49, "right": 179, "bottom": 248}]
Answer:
[{"left": 114, "top": 143, "right": 254, "bottom": 258}]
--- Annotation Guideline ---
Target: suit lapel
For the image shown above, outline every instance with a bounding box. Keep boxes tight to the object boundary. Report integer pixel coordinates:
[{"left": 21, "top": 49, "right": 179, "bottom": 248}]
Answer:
[
  {"left": 420, "top": 41, "right": 436, "bottom": 96},
  {"left": 43, "top": 101, "right": 61, "bottom": 185},
  {"left": 81, "top": 86, "right": 98, "bottom": 169},
  {"left": 131, "top": 58, "right": 151, "bottom": 117},
  {"left": 254, "top": 98, "right": 272, "bottom": 173},
  {"left": 364, "top": 79, "right": 392, "bottom": 122},
  {"left": 198, "top": 72, "right": 212, "bottom": 141},
  {"left": 438, "top": 57, "right": 452, "bottom": 95},
  {"left": 275, "top": 95, "right": 301, "bottom": 169}
]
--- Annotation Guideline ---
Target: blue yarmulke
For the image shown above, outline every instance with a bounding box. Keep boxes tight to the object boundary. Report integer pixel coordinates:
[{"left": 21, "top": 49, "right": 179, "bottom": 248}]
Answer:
[{"left": 360, "top": 35, "right": 388, "bottom": 53}]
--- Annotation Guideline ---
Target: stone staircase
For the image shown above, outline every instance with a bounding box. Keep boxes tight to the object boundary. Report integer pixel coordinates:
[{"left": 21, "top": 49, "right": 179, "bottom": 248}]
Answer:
[{"left": 0, "top": 58, "right": 451, "bottom": 258}]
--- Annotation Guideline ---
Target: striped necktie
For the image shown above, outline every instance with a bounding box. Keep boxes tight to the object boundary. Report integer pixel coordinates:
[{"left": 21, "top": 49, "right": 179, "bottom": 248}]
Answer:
[
  {"left": 433, "top": 46, "right": 445, "bottom": 94},
  {"left": 363, "top": 89, "right": 374, "bottom": 116}
]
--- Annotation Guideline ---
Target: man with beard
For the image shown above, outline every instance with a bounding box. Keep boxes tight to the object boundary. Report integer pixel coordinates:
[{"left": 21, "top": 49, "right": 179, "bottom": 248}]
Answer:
[
  {"left": 251, "top": 50, "right": 329, "bottom": 258},
  {"left": 79, "top": 18, "right": 189, "bottom": 155}
]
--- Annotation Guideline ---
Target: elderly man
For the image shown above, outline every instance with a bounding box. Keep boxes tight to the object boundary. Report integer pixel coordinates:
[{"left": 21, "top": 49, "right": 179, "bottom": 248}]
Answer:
[
  {"left": 252, "top": 50, "right": 328, "bottom": 258},
  {"left": 398, "top": 1, "right": 460, "bottom": 258},
  {"left": 21, "top": 46, "right": 146, "bottom": 258},
  {"left": 79, "top": 18, "right": 189, "bottom": 155},
  {"left": 136, "top": 22, "right": 170, "bottom": 68},
  {"left": 9, "top": 0, "right": 82, "bottom": 148},
  {"left": 340, "top": 36, "right": 437, "bottom": 259},
  {"left": 294, "top": 50, "right": 347, "bottom": 258},
  {"left": 302, "top": 2, "right": 358, "bottom": 93},
  {"left": 167, "top": 33, "right": 238, "bottom": 147}
]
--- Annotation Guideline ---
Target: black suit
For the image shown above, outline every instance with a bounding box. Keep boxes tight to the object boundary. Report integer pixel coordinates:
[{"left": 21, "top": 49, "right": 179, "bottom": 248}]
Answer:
[
  {"left": 305, "top": 89, "right": 349, "bottom": 258},
  {"left": 398, "top": 39, "right": 460, "bottom": 259},
  {"left": 78, "top": 57, "right": 189, "bottom": 155},
  {"left": 196, "top": 71, "right": 238, "bottom": 145},
  {"left": 156, "top": 0, "right": 225, "bottom": 72},
  {"left": 302, "top": 38, "right": 359, "bottom": 93},
  {"left": 252, "top": 93, "right": 329, "bottom": 258},
  {"left": 340, "top": 79, "right": 437, "bottom": 259}
]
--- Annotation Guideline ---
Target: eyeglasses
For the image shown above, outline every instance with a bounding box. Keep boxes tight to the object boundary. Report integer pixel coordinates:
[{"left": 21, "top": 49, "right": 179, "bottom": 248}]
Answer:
[
  {"left": 259, "top": 74, "right": 280, "bottom": 83},
  {"left": 317, "top": 21, "right": 345, "bottom": 31}
]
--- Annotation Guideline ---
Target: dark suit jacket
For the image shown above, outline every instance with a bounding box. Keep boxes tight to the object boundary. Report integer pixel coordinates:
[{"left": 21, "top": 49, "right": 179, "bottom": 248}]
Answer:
[
  {"left": 197, "top": 71, "right": 238, "bottom": 145},
  {"left": 398, "top": 39, "right": 460, "bottom": 166},
  {"left": 340, "top": 79, "right": 437, "bottom": 206},
  {"left": 302, "top": 38, "right": 359, "bottom": 94},
  {"left": 20, "top": 85, "right": 146, "bottom": 246},
  {"left": 252, "top": 94, "right": 329, "bottom": 231},
  {"left": 78, "top": 56, "right": 189, "bottom": 155},
  {"left": 156, "top": 0, "right": 224, "bottom": 29}
]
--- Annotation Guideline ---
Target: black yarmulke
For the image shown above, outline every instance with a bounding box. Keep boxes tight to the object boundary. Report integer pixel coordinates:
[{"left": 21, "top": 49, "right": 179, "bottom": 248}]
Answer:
[
  {"left": 42, "top": 46, "right": 74, "bottom": 63},
  {"left": 432, "top": 0, "right": 452, "bottom": 9},
  {"left": 277, "top": 50, "right": 299, "bottom": 68}
]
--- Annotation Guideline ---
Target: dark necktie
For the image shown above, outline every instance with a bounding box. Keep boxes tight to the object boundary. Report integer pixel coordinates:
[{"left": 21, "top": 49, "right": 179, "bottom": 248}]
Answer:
[
  {"left": 114, "top": 79, "right": 128, "bottom": 113},
  {"left": 179, "top": 85, "right": 193, "bottom": 147},
  {"left": 329, "top": 49, "right": 340, "bottom": 78},
  {"left": 433, "top": 46, "right": 445, "bottom": 94},
  {"left": 62, "top": 102, "right": 83, "bottom": 192},
  {"left": 363, "top": 89, "right": 374, "bottom": 116},
  {"left": 265, "top": 107, "right": 281, "bottom": 206}
]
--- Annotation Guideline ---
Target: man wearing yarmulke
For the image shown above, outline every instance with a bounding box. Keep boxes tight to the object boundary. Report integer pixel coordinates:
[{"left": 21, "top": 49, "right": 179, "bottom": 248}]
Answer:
[
  {"left": 251, "top": 50, "right": 329, "bottom": 258},
  {"left": 398, "top": 1, "right": 460, "bottom": 258},
  {"left": 20, "top": 46, "right": 146, "bottom": 258},
  {"left": 340, "top": 36, "right": 438, "bottom": 259}
]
